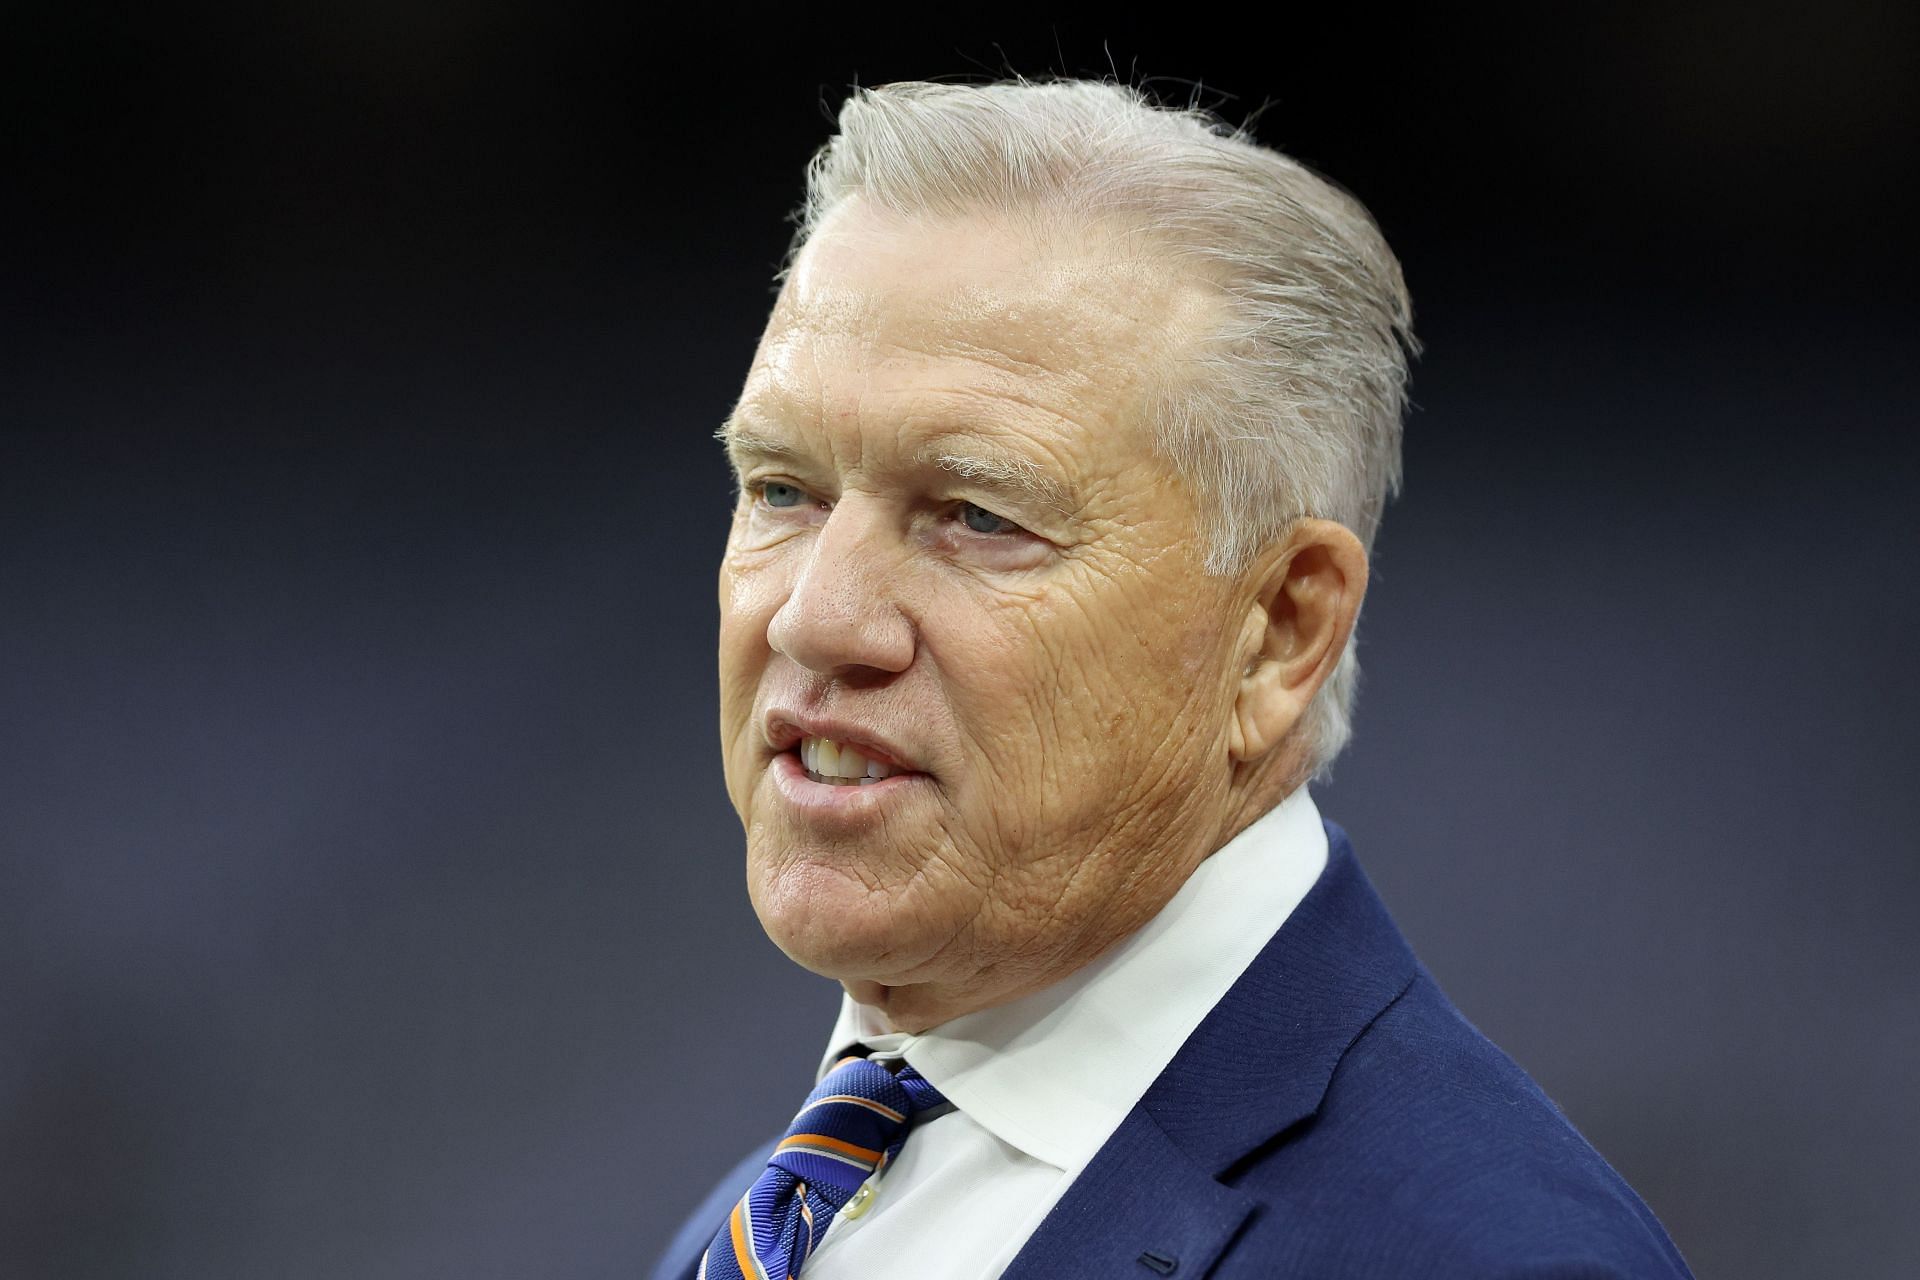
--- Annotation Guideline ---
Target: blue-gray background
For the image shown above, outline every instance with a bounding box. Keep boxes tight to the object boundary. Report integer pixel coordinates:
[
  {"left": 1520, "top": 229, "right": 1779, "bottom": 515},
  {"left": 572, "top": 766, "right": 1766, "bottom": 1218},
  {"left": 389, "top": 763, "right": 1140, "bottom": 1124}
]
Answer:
[{"left": 4, "top": 9, "right": 1916, "bottom": 1278}]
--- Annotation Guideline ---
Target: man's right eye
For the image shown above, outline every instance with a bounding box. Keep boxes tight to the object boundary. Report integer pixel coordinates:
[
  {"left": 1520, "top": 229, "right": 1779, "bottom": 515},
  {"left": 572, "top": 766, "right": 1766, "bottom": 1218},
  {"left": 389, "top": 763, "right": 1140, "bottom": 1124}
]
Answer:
[{"left": 758, "top": 481, "right": 807, "bottom": 508}]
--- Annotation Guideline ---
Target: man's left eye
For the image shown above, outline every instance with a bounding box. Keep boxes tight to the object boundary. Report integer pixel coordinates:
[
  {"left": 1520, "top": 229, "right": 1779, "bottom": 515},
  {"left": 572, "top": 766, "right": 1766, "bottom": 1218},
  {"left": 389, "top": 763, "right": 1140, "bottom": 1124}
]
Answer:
[{"left": 958, "top": 502, "right": 1022, "bottom": 535}]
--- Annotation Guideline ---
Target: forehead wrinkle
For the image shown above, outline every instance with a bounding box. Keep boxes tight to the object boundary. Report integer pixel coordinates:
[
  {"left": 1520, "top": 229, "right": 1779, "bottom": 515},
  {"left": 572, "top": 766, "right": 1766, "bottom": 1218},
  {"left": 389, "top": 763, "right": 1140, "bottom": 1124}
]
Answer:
[
  {"left": 765, "top": 251, "right": 1194, "bottom": 442},
  {"left": 928, "top": 274, "right": 1167, "bottom": 371},
  {"left": 785, "top": 243, "right": 1179, "bottom": 384}
]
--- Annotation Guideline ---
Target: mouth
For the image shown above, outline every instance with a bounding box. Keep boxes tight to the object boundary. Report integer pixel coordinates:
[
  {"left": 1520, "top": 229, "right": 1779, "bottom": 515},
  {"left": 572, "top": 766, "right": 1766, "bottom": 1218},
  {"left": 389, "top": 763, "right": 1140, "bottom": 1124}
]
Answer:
[
  {"left": 759, "top": 717, "right": 933, "bottom": 820},
  {"left": 792, "top": 735, "right": 914, "bottom": 786}
]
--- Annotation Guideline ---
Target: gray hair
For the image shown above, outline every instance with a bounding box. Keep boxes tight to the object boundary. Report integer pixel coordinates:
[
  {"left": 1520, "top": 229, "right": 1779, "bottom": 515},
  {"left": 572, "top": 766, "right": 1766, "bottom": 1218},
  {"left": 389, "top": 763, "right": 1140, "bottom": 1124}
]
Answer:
[{"left": 779, "top": 76, "right": 1418, "bottom": 783}]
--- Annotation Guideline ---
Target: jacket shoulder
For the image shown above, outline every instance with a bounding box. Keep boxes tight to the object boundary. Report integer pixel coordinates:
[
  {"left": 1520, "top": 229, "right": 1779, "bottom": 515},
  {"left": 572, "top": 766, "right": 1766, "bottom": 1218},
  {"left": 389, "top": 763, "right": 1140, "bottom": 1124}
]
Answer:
[{"left": 1218, "top": 969, "right": 1695, "bottom": 1278}]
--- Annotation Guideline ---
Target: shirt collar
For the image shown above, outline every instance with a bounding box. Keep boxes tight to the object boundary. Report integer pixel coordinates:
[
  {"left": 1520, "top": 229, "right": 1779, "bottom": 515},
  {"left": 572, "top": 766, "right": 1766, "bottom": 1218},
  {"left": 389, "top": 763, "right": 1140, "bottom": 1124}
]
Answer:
[{"left": 816, "top": 784, "right": 1330, "bottom": 1172}]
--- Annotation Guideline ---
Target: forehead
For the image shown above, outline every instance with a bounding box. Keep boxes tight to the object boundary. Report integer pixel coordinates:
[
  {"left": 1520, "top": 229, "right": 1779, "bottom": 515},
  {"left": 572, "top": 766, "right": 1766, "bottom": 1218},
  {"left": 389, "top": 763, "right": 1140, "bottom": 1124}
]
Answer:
[{"left": 738, "top": 203, "right": 1218, "bottom": 453}]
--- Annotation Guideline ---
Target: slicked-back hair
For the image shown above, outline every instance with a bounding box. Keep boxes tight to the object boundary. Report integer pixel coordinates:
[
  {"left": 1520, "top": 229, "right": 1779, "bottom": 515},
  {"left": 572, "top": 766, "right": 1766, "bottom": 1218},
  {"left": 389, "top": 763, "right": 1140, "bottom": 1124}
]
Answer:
[{"left": 777, "top": 77, "right": 1419, "bottom": 783}]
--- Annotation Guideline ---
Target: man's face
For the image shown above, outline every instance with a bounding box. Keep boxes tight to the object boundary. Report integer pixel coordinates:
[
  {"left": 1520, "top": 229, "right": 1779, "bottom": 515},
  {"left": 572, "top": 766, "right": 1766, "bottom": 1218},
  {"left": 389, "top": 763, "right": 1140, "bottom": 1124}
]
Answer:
[{"left": 717, "top": 202, "right": 1250, "bottom": 1028}]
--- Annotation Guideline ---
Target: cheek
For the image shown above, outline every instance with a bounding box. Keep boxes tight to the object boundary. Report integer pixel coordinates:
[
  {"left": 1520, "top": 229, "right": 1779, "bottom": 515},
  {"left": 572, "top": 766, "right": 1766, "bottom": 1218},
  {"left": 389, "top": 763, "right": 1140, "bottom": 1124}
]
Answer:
[
  {"left": 717, "top": 554, "right": 788, "bottom": 766},
  {"left": 939, "top": 591, "right": 1141, "bottom": 814},
  {"left": 947, "top": 571, "right": 1227, "bottom": 811},
  {"left": 718, "top": 551, "right": 789, "bottom": 672},
  {"left": 720, "top": 540, "right": 790, "bottom": 624}
]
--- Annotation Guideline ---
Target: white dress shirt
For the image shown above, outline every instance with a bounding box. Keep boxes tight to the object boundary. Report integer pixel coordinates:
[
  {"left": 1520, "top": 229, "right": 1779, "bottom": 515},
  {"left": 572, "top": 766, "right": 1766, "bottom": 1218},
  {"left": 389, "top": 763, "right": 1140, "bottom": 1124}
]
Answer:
[{"left": 798, "top": 784, "right": 1330, "bottom": 1279}]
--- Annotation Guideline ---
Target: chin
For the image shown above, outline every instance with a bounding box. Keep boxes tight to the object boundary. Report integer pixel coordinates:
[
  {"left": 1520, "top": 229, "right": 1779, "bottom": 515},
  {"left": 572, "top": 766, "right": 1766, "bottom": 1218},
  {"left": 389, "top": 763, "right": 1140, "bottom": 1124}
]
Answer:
[{"left": 748, "top": 853, "right": 947, "bottom": 985}]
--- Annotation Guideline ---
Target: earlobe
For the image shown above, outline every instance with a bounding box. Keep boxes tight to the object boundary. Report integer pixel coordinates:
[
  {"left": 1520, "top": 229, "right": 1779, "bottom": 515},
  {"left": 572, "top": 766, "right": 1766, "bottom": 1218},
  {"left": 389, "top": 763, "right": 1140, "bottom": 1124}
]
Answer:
[{"left": 1227, "top": 520, "right": 1368, "bottom": 765}]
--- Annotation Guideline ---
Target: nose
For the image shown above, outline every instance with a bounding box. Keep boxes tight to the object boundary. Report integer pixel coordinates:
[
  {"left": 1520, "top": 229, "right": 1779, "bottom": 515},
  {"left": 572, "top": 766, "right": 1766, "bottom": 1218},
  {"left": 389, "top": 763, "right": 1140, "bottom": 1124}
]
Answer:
[{"left": 766, "top": 496, "right": 916, "bottom": 678}]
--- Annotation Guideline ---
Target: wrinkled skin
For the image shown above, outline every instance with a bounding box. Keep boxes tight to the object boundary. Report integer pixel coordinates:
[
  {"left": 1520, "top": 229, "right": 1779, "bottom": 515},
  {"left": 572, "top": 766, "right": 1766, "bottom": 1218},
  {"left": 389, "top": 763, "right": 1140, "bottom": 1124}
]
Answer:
[{"left": 716, "top": 199, "right": 1368, "bottom": 1033}]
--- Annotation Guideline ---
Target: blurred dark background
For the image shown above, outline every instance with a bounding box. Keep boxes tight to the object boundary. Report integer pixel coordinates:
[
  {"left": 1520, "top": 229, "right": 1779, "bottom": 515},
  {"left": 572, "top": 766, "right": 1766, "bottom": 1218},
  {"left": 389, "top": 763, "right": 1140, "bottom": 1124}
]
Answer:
[{"left": 4, "top": 7, "right": 1916, "bottom": 1277}]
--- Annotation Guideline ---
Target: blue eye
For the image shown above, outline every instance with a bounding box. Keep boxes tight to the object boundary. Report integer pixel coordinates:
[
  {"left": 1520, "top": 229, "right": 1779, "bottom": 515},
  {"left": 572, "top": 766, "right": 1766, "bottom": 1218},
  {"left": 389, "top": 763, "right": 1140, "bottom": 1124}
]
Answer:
[
  {"left": 960, "top": 502, "right": 1019, "bottom": 535},
  {"left": 761, "top": 482, "right": 806, "bottom": 508}
]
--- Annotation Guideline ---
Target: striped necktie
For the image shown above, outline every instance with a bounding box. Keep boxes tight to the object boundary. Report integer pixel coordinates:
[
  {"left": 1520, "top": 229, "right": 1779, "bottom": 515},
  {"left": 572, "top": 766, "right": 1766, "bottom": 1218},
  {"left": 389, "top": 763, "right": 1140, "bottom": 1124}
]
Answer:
[{"left": 698, "top": 1053, "right": 948, "bottom": 1280}]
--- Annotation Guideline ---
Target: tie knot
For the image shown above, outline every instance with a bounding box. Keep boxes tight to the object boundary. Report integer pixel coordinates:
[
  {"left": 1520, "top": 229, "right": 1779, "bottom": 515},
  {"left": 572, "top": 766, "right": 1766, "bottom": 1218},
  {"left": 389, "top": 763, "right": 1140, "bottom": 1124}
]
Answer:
[
  {"left": 698, "top": 1054, "right": 949, "bottom": 1280},
  {"left": 768, "top": 1055, "right": 946, "bottom": 1200}
]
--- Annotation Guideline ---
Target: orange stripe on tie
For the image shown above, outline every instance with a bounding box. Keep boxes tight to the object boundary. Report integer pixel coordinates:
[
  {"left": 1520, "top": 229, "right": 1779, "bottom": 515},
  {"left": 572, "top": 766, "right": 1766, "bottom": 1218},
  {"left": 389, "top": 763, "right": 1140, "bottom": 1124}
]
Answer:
[
  {"left": 803, "top": 1094, "right": 906, "bottom": 1123},
  {"left": 776, "top": 1133, "right": 884, "bottom": 1164},
  {"left": 728, "top": 1202, "right": 757, "bottom": 1279}
]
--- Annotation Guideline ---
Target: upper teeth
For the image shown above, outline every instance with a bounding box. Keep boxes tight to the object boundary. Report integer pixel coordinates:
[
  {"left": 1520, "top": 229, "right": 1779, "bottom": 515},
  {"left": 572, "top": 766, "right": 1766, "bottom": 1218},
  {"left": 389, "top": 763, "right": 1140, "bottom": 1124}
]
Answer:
[{"left": 800, "top": 736, "right": 903, "bottom": 784}]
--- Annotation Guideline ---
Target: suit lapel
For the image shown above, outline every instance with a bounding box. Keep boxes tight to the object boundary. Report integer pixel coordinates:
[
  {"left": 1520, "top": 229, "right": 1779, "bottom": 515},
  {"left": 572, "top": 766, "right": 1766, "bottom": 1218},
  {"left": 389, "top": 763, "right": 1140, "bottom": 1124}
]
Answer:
[
  {"left": 1000, "top": 1107, "right": 1255, "bottom": 1280},
  {"left": 1144, "top": 820, "right": 1419, "bottom": 1173},
  {"left": 1003, "top": 820, "right": 1419, "bottom": 1279}
]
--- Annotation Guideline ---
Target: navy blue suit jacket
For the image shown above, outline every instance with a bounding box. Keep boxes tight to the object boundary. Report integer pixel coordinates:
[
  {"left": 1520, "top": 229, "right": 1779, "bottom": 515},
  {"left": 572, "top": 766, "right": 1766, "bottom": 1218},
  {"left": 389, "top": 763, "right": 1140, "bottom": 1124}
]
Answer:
[{"left": 652, "top": 819, "right": 1694, "bottom": 1278}]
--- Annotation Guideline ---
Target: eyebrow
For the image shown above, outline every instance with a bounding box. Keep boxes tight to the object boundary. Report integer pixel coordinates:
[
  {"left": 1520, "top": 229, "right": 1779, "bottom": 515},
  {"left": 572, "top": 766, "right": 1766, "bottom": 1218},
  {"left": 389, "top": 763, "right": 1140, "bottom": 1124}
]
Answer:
[
  {"left": 718, "top": 420, "right": 1077, "bottom": 517},
  {"left": 917, "top": 445, "right": 1074, "bottom": 516},
  {"left": 718, "top": 424, "right": 803, "bottom": 471}
]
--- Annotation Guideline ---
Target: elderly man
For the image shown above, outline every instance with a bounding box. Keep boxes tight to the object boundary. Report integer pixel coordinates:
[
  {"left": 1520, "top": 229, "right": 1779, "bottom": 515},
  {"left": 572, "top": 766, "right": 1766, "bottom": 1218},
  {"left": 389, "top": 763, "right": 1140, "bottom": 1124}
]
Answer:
[{"left": 652, "top": 78, "right": 1693, "bottom": 1280}]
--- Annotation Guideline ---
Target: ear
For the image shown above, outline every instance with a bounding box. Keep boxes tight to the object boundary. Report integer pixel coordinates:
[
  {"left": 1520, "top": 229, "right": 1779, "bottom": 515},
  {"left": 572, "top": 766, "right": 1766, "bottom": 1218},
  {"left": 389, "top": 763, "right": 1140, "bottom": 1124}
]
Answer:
[{"left": 1227, "top": 519, "right": 1370, "bottom": 764}]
